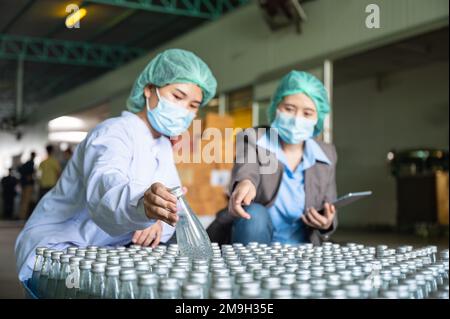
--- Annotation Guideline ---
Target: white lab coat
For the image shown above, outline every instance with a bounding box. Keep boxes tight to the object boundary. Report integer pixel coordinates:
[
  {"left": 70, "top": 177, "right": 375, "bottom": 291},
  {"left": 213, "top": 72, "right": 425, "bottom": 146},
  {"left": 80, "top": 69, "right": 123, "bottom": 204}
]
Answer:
[{"left": 15, "top": 111, "right": 179, "bottom": 280}]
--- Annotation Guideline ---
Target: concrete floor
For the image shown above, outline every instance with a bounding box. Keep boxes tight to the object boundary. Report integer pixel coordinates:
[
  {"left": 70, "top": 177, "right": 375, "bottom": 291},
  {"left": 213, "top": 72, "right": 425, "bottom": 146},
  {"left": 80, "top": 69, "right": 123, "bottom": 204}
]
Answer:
[
  {"left": 332, "top": 228, "right": 448, "bottom": 250},
  {"left": 0, "top": 221, "right": 24, "bottom": 299},
  {"left": 0, "top": 220, "right": 448, "bottom": 299}
]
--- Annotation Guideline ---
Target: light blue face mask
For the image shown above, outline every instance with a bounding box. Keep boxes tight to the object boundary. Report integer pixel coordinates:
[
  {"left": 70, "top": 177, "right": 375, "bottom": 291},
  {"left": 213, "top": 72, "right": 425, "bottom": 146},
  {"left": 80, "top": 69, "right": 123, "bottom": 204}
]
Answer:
[
  {"left": 271, "top": 111, "right": 317, "bottom": 144},
  {"left": 146, "top": 88, "right": 195, "bottom": 137}
]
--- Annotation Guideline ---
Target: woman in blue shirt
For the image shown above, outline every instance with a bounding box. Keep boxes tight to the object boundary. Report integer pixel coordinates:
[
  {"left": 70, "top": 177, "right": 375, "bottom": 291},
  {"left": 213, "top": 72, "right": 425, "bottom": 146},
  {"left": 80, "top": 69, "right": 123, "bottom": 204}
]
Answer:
[{"left": 208, "top": 70, "right": 337, "bottom": 245}]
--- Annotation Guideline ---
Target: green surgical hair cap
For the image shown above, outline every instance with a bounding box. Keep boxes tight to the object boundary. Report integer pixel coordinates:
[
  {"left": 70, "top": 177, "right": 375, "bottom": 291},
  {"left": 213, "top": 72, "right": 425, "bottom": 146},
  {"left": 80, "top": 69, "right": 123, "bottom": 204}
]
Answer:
[
  {"left": 267, "top": 70, "right": 330, "bottom": 136},
  {"left": 126, "top": 48, "right": 217, "bottom": 112}
]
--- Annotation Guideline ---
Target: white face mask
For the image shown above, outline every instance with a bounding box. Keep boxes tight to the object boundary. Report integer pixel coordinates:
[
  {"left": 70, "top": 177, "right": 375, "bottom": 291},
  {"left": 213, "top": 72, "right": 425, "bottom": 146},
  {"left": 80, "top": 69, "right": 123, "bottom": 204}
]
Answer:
[{"left": 271, "top": 111, "right": 317, "bottom": 144}]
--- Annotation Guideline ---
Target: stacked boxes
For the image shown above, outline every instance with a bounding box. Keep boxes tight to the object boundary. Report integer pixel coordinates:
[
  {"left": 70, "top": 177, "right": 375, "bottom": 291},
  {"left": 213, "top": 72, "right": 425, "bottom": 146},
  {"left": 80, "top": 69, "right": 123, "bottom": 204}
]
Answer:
[
  {"left": 174, "top": 113, "right": 236, "bottom": 215},
  {"left": 436, "top": 170, "right": 449, "bottom": 225}
]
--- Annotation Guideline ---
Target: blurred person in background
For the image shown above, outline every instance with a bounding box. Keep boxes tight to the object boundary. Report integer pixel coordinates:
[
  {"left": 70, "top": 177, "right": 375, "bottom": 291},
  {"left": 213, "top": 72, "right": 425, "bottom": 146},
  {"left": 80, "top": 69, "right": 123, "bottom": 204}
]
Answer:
[
  {"left": 1, "top": 168, "right": 19, "bottom": 220},
  {"left": 38, "top": 144, "right": 61, "bottom": 200},
  {"left": 60, "top": 146, "right": 73, "bottom": 171},
  {"left": 18, "top": 151, "right": 36, "bottom": 220}
]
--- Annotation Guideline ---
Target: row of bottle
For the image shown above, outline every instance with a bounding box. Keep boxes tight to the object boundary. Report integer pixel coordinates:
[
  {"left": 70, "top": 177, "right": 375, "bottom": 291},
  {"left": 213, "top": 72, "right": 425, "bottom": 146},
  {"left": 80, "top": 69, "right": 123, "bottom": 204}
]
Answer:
[{"left": 28, "top": 242, "right": 449, "bottom": 299}]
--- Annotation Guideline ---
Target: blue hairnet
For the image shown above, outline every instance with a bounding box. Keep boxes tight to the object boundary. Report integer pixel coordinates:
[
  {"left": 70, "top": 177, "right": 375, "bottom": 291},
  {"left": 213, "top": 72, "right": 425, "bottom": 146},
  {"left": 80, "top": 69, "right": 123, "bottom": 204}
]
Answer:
[
  {"left": 127, "top": 49, "right": 217, "bottom": 112},
  {"left": 267, "top": 70, "right": 330, "bottom": 136}
]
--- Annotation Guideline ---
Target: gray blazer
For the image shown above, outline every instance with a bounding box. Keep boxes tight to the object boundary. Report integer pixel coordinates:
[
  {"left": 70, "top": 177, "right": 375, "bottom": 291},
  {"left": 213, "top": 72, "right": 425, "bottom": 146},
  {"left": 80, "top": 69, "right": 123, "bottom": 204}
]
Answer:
[{"left": 207, "top": 126, "right": 338, "bottom": 246}]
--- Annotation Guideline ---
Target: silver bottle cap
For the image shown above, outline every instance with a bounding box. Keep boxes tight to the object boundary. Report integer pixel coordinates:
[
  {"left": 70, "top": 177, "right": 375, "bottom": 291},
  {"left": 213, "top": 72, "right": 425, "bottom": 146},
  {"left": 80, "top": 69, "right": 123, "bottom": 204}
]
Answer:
[
  {"left": 51, "top": 251, "right": 63, "bottom": 260},
  {"left": 85, "top": 251, "right": 97, "bottom": 260},
  {"left": 240, "top": 283, "right": 261, "bottom": 298},
  {"left": 66, "top": 247, "right": 78, "bottom": 255},
  {"left": 190, "top": 271, "right": 208, "bottom": 284},
  {"left": 107, "top": 249, "right": 119, "bottom": 255},
  {"left": 262, "top": 276, "right": 281, "bottom": 290},
  {"left": 271, "top": 288, "right": 292, "bottom": 299},
  {"left": 280, "top": 273, "right": 296, "bottom": 286},
  {"left": 153, "top": 264, "right": 169, "bottom": 276},
  {"left": 138, "top": 273, "right": 158, "bottom": 286},
  {"left": 69, "top": 256, "right": 83, "bottom": 265},
  {"left": 43, "top": 249, "right": 56, "bottom": 258},
  {"left": 144, "top": 256, "right": 158, "bottom": 265},
  {"left": 182, "top": 283, "right": 203, "bottom": 298},
  {"left": 159, "top": 278, "right": 179, "bottom": 291},
  {"left": 120, "top": 268, "right": 137, "bottom": 281},
  {"left": 92, "top": 262, "right": 106, "bottom": 273},
  {"left": 96, "top": 256, "right": 108, "bottom": 263},
  {"left": 326, "top": 289, "right": 346, "bottom": 299},
  {"left": 107, "top": 255, "right": 120, "bottom": 265},
  {"left": 35, "top": 247, "right": 46, "bottom": 255},
  {"left": 135, "top": 261, "right": 150, "bottom": 272},
  {"left": 105, "top": 265, "right": 120, "bottom": 276},
  {"left": 381, "top": 290, "right": 398, "bottom": 299},
  {"left": 60, "top": 254, "right": 72, "bottom": 263},
  {"left": 235, "top": 272, "right": 253, "bottom": 284},
  {"left": 97, "top": 248, "right": 108, "bottom": 254},
  {"left": 210, "top": 288, "right": 232, "bottom": 299},
  {"left": 79, "top": 259, "right": 94, "bottom": 269},
  {"left": 120, "top": 257, "right": 134, "bottom": 268}
]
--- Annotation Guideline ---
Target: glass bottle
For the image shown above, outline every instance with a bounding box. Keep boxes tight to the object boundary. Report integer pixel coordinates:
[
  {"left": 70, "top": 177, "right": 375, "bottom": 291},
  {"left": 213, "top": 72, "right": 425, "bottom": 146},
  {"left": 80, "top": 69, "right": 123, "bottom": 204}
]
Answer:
[
  {"left": 271, "top": 287, "right": 293, "bottom": 299},
  {"left": 65, "top": 256, "right": 83, "bottom": 299},
  {"left": 158, "top": 278, "right": 180, "bottom": 299},
  {"left": 138, "top": 273, "right": 158, "bottom": 299},
  {"left": 103, "top": 265, "right": 121, "bottom": 299},
  {"left": 119, "top": 269, "right": 138, "bottom": 299},
  {"left": 189, "top": 271, "right": 209, "bottom": 298},
  {"left": 169, "top": 186, "right": 213, "bottom": 259},
  {"left": 30, "top": 247, "right": 46, "bottom": 294},
  {"left": 119, "top": 257, "right": 134, "bottom": 269},
  {"left": 54, "top": 254, "right": 74, "bottom": 299},
  {"left": 239, "top": 281, "right": 261, "bottom": 299},
  {"left": 46, "top": 251, "right": 63, "bottom": 299},
  {"left": 77, "top": 259, "right": 94, "bottom": 298},
  {"left": 182, "top": 282, "right": 204, "bottom": 299},
  {"left": 135, "top": 261, "right": 150, "bottom": 275},
  {"left": 170, "top": 267, "right": 188, "bottom": 285},
  {"left": 293, "top": 282, "right": 311, "bottom": 299},
  {"left": 107, "top": 255, "right": 120, "bottom": 266},
  {"left": 89, "top": 262, "right": 106, "bottom": 298},
  {"left": 234, "top": 272, "right": 254, "bottom": 297},
  {"left": 261, "top": 276, "right": 281, "bottom": 299},
  {"left": 37, "top": 248, "right": 56, "bottom": 298},
  {"left": 210, "top": 288, "right": 232, "bottom": 299}
]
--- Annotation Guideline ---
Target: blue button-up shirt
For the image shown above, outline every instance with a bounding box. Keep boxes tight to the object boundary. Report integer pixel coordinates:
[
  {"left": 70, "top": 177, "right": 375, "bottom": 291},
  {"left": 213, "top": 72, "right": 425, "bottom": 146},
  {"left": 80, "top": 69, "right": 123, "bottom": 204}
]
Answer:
[{"left": 257, "top": 132, "right": 331, "bottom": 244}]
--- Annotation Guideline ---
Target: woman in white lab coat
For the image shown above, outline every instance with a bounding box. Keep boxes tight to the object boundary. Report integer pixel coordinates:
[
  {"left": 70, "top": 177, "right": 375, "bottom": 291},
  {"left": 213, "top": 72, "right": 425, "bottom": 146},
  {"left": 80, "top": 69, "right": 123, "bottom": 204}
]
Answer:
[{"left": 15, "top": 49, "right": 217, "bottom": 280}]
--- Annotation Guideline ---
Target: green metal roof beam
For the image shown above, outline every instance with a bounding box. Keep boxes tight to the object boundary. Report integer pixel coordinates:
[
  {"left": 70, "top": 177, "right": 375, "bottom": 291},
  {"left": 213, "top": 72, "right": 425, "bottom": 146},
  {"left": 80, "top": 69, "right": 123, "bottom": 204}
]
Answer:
[
  {"left": 0, "top": 34, "right": 145, "bottom": 68},
  {"left": 86, "top": 0, "right": 249, "bottom": 19}
]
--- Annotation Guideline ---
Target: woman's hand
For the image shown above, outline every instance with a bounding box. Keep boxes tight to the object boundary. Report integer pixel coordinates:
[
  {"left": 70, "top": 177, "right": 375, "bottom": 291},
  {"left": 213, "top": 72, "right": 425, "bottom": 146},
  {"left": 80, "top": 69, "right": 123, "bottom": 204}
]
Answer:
[
  {"left": 228, "top": 179, "right": 256, "bottom": 219},
  {"left": 301, "top": 203, "right": 336, "bottom": 231},
  {"left": 143, "top": 182, "right": 179, "bottom": 226},
  {"left": 132, "top": 221, "right": 162, "bottom": 247}
]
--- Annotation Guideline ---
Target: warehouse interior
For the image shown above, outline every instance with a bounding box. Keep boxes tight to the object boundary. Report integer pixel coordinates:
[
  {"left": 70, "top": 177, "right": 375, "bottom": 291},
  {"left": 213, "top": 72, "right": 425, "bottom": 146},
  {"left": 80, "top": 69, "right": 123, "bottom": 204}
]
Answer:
[{"left": 0, "top": 0, "right": 448, "bottom": 299}]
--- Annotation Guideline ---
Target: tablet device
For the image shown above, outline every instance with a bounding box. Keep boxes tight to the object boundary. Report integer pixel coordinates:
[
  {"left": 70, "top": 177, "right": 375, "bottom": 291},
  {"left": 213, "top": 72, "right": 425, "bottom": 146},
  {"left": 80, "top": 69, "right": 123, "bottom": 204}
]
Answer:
[{"left": 317, "top": 191, "right": 372, "bottom": 212}]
